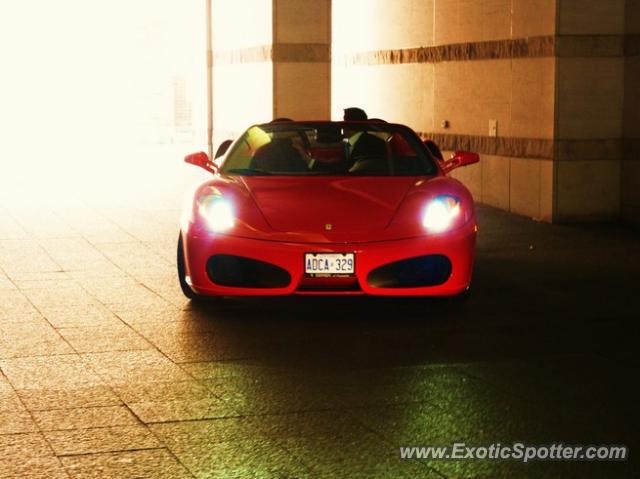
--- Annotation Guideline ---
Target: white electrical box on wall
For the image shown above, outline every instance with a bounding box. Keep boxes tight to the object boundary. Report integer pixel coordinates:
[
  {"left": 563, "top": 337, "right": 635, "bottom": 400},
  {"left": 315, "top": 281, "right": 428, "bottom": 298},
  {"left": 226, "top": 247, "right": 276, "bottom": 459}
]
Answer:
[{"left": 489, "top": 119, "right": 498, "bottom": 137}]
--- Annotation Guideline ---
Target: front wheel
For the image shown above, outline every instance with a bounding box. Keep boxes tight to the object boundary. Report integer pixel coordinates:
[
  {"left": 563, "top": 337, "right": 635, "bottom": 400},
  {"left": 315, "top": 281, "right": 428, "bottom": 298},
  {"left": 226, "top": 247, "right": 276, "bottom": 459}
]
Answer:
[{"left": 177, "top": 233, "right": 201, "bottom": 300}]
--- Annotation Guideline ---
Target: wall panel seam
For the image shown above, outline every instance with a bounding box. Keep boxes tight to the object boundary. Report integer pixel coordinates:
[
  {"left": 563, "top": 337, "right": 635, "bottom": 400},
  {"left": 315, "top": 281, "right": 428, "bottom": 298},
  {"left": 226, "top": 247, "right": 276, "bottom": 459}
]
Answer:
[
  {"left": 418, "top": 133, "right": 629, "bottom": 161},
  {"left": 214, "top": 34, "right": 637, "bottom": 66},
  {"left": 214, "top": 43, "right": 330, "bottom": 64}
]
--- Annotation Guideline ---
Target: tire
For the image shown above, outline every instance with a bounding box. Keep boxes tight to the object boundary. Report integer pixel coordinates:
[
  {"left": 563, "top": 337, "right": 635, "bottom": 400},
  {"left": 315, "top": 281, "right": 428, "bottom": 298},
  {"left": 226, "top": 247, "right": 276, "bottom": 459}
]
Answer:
[{"left": 177, "top": 233, "right": 201, "bottom": 300}]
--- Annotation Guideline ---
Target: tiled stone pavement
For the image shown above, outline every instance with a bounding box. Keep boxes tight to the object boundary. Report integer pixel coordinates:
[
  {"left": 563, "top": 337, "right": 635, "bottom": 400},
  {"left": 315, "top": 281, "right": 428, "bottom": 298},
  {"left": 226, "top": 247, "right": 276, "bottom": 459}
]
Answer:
[{"left": 0, "top": 155, "right": 638, "bottom": 478}]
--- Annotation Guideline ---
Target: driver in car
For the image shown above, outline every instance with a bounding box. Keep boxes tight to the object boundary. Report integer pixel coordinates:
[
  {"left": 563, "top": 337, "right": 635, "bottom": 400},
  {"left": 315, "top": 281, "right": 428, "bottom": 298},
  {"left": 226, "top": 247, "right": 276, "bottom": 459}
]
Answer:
[{"left": 343, "top": 107, "right": 388, "bottom": 172}]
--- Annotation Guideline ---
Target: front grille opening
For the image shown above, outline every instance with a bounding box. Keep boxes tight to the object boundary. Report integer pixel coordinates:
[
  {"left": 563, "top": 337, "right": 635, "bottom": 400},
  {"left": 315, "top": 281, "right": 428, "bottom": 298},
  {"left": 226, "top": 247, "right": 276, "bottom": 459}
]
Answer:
[
  {"left": 367, "top": 254, "right": 452, "bottom": 288},
  {"left": 206, "top": 255, "right": 291, "bottom": 288}
]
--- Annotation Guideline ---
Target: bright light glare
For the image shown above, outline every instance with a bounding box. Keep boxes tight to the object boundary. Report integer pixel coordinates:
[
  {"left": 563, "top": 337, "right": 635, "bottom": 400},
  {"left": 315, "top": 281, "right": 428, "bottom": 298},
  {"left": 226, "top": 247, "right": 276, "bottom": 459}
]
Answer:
[
  {"left": 0, "top": 0, "right": 205, "bottom": 212},
  {"left": 422, "top": 196, "right": 461, "bottom": 233},
  {"left": 199, "top": 196, "right": 234, "bottom": 232}
]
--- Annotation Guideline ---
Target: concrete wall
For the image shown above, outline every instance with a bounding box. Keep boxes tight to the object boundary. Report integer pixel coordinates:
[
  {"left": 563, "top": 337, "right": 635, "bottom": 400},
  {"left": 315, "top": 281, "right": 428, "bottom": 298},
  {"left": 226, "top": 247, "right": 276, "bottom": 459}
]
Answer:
[{"left": 332, "top": 0, "right": 556, "bottom": 222}]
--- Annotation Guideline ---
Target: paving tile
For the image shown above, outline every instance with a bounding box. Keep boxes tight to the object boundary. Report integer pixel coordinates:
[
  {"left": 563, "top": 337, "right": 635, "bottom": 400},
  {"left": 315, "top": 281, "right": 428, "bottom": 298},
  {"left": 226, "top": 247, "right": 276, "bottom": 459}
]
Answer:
[
  {"left": 14, "top": 214, "right": 76, "bottom": 239},
  {"left": 0, "top": 310, "right": 44, "bottom": 324},
  {"left": 0, "top": 432, "right": 54, "bottom": 459},
  {"left": 79, "top": 276, "right": 168, "bottom": 308},
  {"left": 1, "top": 355, "right": 119, "bottom": 411},
  {"left": 0, "top": 275, "right": 16, "bottom": 290},
  {"left": 50, "top": 211, "right": 134, "bottom": 245},
  {"left": 260, "top": 412, "right": 432, "bottom": 479},
  {"left": 81, "top": 350, "right": 192, "bottom": 386},
  {"left": 78, "top": 275, "right": 148, "bottom": 292},
  {"left": 142, "top": 240, "right": 177, "bottom": 264},
  {"left": 131, "top": 321, "right": 258, "bottom": 363},
  {"left": 0, "top": 214, "right": 27, "bottom": 240},
  {"left": 113, "top": 381, "right": 233, "bottom": 423},
  {"left": 113, "top": 380, "right": 215, "bottom": 405},
  {"left": 44, "top": 424, "right": 161, "bottom": 456},
  {"left": 180, "top": 361, "right": 233, "bottom": 380},
  {"left": 16, "top": 386, "right": 122, "bottom": 412},
  {"left": 126, "top": 397, "right": 234, "bottom": 424},
  {"left": 39, "top": 304, "right": 123, "bottom": 329},
  {"left": 14, "top": 276, "right": 74, "bottom": 290},
  {"left": 5, "top": 271, "right": 73, "bottom": 282},
  {"left": 0, "top": 456, "right": 70, "bottom": 479},
  {"left": 142, "top": 332, "right": 233, "bottom": 364},
  {"left": 38, "top": 239, "right": 110, "bottom": 273},
  {"left": 0, "top": 388, "right": 24, "bottom": 413},
  {"left": 201, "top": 367, "right": 455, "bottom": 417},
  {"left": 0, "top": 320, "right": 74, "bottom": 359},
  {"left": 150, "top": 419, "right": 310, "bottom": 479},
  {"left": 203, "top": 376, "right": 333, "bottom": 416},
  {"left": 0, "top": 239, "right": 61, "bottom": 275},
  {"left": 347, "top": 401, "right": 467, "bottom": 445},
  {"left": 23, "top": 286, "right": 98, "bottom": 310},
  {"left": 105, "top": 294, "right": 174, "bottom": 313},
  {"left": 0, "top": 433, "right": 69, "bottom": 479},
  {"left": 150, "top": 417, "right": 265, "bottom": 451},
  {"left": 131, "top": 318, "right": 222, "bottom": 337},
  {"left": 33, "top": 405, "right": 139, "bottom": 431},
  {"left": 0, "top": 355, "right": 106, "bottom": 390},
  {"left": 0, "top": 371, "right": 16, "bottom": 404},
  {"left": 96, "top": 242, "right": 171, "bottom": 277},
  {"left": 180, "top": 360, "right": 284, "bottom": 381},
  {"left": 57, "top": 324, "right": 151, "bottom": 353},
  {"left": 136, "top": 273, "right": 190, "bottom": 308},
  {"left": 68, "top": 271, "right": 130, "bottom": 284},
  {"left": 0, "top": 409, "right": 38, "bottom": 434},
  {"left": 113, "top": 305, "right": 183, "bottom": 325},
  {"left": 0, "top": 378, "right": 42, "bottom": 434},
  {"left": 0, "top": 290, "right": 38, "bottom": 317},
  {"left": 82, "top": 228, "right": 137, "bottom": 245},
  {"left": 178, "top": 438, "right": 313, "bottom": 479},
  {"left": 61, "top": 449, "right": 193, "bottom": 479},
  {"left": 279, "top": 434, "right": 433, "bottom": 479}
]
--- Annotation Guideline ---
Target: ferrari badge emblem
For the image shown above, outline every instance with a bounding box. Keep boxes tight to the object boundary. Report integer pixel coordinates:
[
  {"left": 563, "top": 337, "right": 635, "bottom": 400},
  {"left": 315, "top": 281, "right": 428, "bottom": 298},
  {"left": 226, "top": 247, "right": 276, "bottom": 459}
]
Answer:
[{"left": 325, "top": 223, "right": 332, "bottom": 231}]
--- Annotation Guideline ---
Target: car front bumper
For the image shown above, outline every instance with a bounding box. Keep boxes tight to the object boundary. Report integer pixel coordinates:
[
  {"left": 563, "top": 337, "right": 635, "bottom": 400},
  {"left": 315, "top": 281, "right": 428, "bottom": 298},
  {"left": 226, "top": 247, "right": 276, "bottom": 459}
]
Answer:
[{"left": 182, "top": 224, "right": 476, "bottom": 297}]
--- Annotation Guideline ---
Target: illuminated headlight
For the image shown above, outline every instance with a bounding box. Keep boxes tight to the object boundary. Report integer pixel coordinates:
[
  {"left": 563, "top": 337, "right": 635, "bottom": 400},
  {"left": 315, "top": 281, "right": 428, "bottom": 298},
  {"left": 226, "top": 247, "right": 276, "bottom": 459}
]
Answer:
[
  {"left": 422, "top": 195, "right": 461, "bottom": 233},
  {"left": 198, "top": 195, "right": 234, "bottom": 232}
]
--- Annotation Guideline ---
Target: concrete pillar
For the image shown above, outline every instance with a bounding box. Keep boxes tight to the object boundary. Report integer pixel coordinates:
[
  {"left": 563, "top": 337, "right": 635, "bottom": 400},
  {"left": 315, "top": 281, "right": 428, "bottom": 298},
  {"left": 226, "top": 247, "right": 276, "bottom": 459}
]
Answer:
[
  {"left": 272, "top": 0, "right": 331, "bottom": 120},
  {"left": 553, "top": 0, "right": 626, "bottom": 222},
  {"left": 622, "top": 0, "right": 640, "bottom": 225}
]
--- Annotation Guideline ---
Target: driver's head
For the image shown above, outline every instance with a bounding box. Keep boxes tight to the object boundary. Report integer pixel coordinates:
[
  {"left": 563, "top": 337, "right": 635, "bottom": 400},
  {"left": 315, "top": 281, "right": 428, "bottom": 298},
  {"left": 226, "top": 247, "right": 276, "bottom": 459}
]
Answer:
[
  {"left": 343, "top": 107, "right": 367, "bottom": 121},
  {"left": 343, "top": 107, "right": 368, "bottom": 138}
]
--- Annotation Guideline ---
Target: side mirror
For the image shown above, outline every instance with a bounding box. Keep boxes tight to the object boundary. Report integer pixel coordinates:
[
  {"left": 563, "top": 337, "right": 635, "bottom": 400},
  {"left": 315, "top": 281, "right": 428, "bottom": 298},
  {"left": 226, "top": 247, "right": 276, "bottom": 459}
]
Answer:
[
  {"left": 442, "top": 150, "right": 479, "bottom": 173},
  {"left": 214, "top": 139, "right": 233, "bottom": 159},
  {"left": 184, "top": 151, "right": 217, "bottom": 174}
]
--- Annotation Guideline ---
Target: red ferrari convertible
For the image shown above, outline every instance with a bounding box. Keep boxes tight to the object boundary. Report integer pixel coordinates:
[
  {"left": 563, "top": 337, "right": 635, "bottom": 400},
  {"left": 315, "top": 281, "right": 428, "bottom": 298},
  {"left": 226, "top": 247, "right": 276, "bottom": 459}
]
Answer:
[{"left": 178, "top": 121, "right": 479, "bottom": 299}]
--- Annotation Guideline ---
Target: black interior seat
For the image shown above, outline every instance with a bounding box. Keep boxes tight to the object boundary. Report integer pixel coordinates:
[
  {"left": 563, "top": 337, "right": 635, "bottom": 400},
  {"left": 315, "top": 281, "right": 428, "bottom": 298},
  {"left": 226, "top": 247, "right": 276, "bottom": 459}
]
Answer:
[{"left": 251, "top": 139, "right": 308, "bottom": 173}]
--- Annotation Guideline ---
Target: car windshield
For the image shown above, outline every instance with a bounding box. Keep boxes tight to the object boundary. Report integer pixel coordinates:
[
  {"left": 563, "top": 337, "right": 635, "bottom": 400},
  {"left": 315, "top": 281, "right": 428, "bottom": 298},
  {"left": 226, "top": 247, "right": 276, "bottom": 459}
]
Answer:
[{"left": 220, "top": 122, "right": 438, "bottom": 176}]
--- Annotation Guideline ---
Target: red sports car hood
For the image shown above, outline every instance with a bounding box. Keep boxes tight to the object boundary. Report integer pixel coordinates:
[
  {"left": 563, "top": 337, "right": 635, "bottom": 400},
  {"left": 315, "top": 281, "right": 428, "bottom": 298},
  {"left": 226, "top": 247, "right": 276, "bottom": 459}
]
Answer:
[{"left": 240, "top": 176, "right": 416, "bottom": 236}]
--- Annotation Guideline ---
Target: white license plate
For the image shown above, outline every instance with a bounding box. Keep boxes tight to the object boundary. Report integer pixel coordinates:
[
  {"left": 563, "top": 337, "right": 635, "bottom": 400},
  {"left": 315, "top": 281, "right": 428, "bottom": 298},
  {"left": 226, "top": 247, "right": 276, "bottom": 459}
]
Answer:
[{"left": 304, "top": 253, "right": 355, "bottom": 276}]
